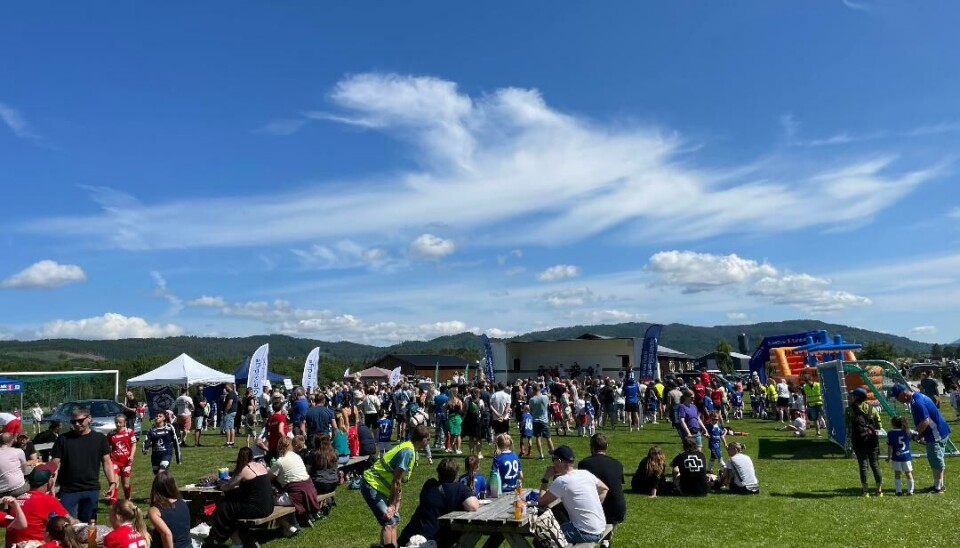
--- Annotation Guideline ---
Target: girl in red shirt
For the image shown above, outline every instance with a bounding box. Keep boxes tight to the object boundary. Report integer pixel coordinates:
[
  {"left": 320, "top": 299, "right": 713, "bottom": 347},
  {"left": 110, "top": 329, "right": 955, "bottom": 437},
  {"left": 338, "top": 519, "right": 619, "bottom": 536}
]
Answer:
[
  {"left": 38, "top": 516, "right": 82, "bottom": 548},
  {"left": 103, "top": 500, "right": 150, "bottom": 548}
]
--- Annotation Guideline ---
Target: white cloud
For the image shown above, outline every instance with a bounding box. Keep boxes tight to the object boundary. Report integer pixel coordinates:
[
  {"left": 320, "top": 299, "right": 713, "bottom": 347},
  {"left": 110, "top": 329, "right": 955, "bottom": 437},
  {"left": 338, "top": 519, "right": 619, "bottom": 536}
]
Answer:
[
  {"left": 505, "top": 267, "right": 527, "bottom": 277},
  {"left": 254, "top": 118, "right": 308, "bottom": 136},
  {"left": 578, "top": 309, "right": 645, "bottom": 323},
  {"left": 543, "top": 286, "right": 594, "bottom": 307},
  {"left": 151, "top": 271, "right": 183, "bottom": 313},
  {"left": 537, "top": 264, "right": 580, "bottom": 283},
  {"left": 911, "top": 325, "right": 938, "bottom": 336},
  {"left": 186, "top": 295, "right": 228, "bottom": 307},
  {"left": 749, "top": 274, "right": 872, "bottom": 313},
  {"left": 409, "top": 233, "right": 455, "bottom": 259},
  {"left": 949, "top": 207, "right": 960, "bottom": 219},
  {"left": 647, "top": 251, "right": 777, "bottom": 293},
  {"left": 24, "top": 73, "right": 942, "bottom": 250},
  {"left": 497, "top": 249, "right": 523, "bottom": 266},
  {"left": 2, "top": 260, "right": 87, "bottom": 289},
  {"left": 727, "top": 312, "right": 748, "bottom": 321},
  {"left": 0, "top": 101, "right": 39, "bottom": 139},
  {"left": 486, "top": 327, "right": 519, "bottom": 338},
  {"left": 35, "top": 313, "right": 184, "bottom": 340},
  {"left": 292, "top": 240, "right": 400, "bottom": 271}
]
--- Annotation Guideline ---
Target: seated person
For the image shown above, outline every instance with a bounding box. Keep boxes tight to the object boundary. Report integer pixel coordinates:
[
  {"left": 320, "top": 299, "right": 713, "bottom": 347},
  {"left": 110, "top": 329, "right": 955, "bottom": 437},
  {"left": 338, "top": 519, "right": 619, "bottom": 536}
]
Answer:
[
  {"left": 147, "top": 471, "right": 191, "bottom": 548},
  {"left": 778, "top": 410, "right": 807, "bottom": 436},
  {"left": 208, "top": 447, "right": 276, "bottom": 545},
  {"left": 356, "top": 422, "right": 377, "bottom": 457},
  {"left": 538, "top": 445, "right": 609, "bottom": 544},
  {"left": 397, "top": 458, "right": 479, "bottom": 547},
  {"left": 271, "top": 436, "right": 322, "bottom": 526},
  {"left": 717, "top": 442, "right": 760, "bottom": 494},
  {"left": 0, "top": 495, "right": 27, "bottom": 533},
  {"left": 671, "top": 436, "right": 710, "bottom": 496},
  {"left": 632, "top": 446, "right": 671, "bottom": 497},
  {"left": 307, "top": 435, "right": 339, "bottom": 495},
  {"left": 457, "top": 455, "right": 487, "bottom": 498}
]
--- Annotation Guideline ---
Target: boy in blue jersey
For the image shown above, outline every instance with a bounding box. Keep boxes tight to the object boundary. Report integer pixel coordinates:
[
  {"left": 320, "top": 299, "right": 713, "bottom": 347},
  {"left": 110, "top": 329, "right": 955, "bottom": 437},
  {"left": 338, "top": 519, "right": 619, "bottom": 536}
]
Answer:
[
  {"left": 433, "top": 386, "right": 449, "bottom": 450},
  {"left": 142, "top": 410, "right": 181, "bottom": 474},
  {"left": 584, "top": 400, "right": 596, "bottom": 436},
  {"left": 886, "top": 415, "right": 914, "bottom": 496},
  {"left": 731, "top": 390, "right": 744, "bottom": 420},
  {"left": 376, "top": 410, "right": 393, "bottom": 457},
  {"left": 520, "top": 405, "right": 534, "bottom": 458},
  {"left": 645, "top": 386, "right": 659, "bottom": 425},
  {"left": 707, "top": 410, "right": 727, "bottom": 472},
  {"left": 490, "top": 433, "right": 523, "bottom": 493}
]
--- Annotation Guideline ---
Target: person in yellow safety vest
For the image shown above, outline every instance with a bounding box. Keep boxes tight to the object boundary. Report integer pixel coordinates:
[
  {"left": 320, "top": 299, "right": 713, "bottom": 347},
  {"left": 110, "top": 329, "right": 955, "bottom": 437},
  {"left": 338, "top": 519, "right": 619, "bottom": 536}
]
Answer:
[
  {"left": 360, "top": 424, "right": 431, "bottom": 548},
  {"left": 802, "top": 375, "right": 825, "bottom": 437}
]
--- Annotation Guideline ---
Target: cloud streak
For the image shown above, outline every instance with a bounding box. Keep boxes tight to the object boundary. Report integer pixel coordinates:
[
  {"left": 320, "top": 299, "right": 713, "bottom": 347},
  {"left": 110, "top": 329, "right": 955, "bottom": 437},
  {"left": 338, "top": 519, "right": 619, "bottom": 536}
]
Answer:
[{"left": 0, "top": 101, "right": 39, "bottom": 139}]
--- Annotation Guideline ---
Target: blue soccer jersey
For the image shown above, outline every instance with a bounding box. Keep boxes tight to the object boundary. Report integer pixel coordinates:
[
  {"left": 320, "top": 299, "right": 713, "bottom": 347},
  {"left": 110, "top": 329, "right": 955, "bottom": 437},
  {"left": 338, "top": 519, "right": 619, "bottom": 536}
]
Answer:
[
  {"left": 376, "top": 417, "right": 393, "bottom": 442},
  {"left": 521, "top": 412, "right": 534, "bottom": 437},
  {"left": 708, "top": 423, "right": 723, "bottom": 449},
  {"left": 458, "top": 472, "right": 488, "bottom": 498},
  {"left": 492, "top": 450, "right": 522, "bottom": 492},
  {"left": 887, "top": 430, "right": 913, "bottom": 462},
  {"left": 731, "top": 391, "right": 743, "bottom": 407}
]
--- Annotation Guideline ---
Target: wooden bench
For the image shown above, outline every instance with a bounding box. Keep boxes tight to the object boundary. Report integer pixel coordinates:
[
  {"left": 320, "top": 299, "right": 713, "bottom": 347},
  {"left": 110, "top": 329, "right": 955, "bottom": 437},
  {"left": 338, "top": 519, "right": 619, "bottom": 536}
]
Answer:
[
  {"left": 569, "top": 524, "right": 614, "bottom": 548},
  {"left": 235, "top": 491, "right": 339, "bottom": 547},
  {"left": 338, "top": 455, "right": 370, "bottom": 469}
]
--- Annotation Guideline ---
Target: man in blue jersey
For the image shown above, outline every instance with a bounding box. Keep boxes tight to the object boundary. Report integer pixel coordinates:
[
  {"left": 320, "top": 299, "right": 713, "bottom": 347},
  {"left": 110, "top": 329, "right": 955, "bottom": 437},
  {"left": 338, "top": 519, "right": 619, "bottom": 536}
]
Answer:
[
  {"left": 622, "top": 376, "right": 641, "bottom": 432},
  {"left": 891, "top": 384, "right": 951, "bottom": 493}
]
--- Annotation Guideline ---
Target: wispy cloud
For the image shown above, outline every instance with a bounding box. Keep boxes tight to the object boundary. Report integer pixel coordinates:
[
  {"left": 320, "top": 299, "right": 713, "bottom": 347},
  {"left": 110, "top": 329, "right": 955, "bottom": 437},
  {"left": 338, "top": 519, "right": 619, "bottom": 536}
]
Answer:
[
  {"left": 0, "top": 101, "right": 40, "bottom": 140},
  {"left": 253, "top": 118, "right": 309, "bottom": 136},
  {"left": 841, "top": 0, "right": 872, "bottom": 13},
  {"left": 23, "top": 73, "right": 943, "bottom": 250},
  {"left": 537, "top": 264, "right": 580, "bottom": 283}
]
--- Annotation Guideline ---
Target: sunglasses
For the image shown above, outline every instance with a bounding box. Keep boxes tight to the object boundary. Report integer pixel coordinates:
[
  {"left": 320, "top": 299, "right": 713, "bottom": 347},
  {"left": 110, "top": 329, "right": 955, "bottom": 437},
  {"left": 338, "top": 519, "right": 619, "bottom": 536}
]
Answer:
[{"left": 70, "top": 416, "right": 89, "bottom": 424}]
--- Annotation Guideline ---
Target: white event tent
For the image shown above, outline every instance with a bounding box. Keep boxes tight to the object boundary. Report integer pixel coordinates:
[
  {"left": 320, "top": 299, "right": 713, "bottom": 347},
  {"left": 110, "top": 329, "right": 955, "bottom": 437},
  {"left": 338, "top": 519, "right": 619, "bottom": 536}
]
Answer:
[{"left": 127, "top": 353, "right": 234, "bottom": 388}]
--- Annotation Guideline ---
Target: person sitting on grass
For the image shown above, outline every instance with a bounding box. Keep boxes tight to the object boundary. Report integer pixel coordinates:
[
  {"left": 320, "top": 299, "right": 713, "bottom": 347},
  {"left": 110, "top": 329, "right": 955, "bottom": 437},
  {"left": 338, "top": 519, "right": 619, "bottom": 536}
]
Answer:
[
  {"left": 716, "top": 442, "right": 760, "bottom": 495},
  {"left": 671, "top": 436, "right": 710, "bottom": 497},
  {"left": 208, "top": 447, "right": 275, "bottom": 547},
  {"left": 271, "top": 436, "right": 322, "bottom": 527},
  {"left": 147, "top": 471, "right": 190, "bottom": 548},
  {"left": 397, "top": 458, "right": 479, "bottom": 548},
  {"left": 777, "top": 409, "right": 808, "bottom": 436},
  {"left": 631, "top": 446, "right": 670, "bottom": 497}
]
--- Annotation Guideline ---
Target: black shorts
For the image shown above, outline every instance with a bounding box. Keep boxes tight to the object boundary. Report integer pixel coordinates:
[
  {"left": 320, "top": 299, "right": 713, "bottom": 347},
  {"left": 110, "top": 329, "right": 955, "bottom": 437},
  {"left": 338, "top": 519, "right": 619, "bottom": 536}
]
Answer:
[
  {"left": 776, "top": 397, "right": 790, "bottom": 407},
  {"left": 533, "top": 421, "right": 551, "bottom": 438},
  {"left": 625, "top": 402, "right": 640, "bottom": 413},
  {"left": 492, "top": 420, "right": 509, "bottom": 435}
]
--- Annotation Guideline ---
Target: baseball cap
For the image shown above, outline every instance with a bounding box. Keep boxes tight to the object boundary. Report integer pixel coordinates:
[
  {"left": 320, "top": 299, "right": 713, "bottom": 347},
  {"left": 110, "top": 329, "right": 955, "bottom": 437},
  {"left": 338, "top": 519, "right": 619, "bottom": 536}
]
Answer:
[
  {"left": 889, "top": 383, "right": 907, "bottom": 398},
  {"left": 28, "top": 462, "right": 57, "bottom": 487},
  {"left": 848, "top": 387, "right": 868, "bottom": 399},
  {"left": 553, "top": 445, "right": 575, "bottom": 463}
]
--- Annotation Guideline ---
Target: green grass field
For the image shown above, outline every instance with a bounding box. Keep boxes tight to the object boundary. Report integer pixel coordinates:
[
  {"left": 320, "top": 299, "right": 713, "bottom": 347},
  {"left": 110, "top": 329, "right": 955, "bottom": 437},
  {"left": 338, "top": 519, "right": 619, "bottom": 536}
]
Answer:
[{"left": 5, "top": 413, "right": 960, "bottom": 548}]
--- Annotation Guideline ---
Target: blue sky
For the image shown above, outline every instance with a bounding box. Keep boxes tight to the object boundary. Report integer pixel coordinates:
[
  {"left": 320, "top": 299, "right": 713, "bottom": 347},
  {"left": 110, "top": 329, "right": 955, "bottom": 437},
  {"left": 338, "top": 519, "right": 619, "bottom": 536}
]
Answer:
[{"left": 2, "top": 2, "right": 959, "bottom": 346}]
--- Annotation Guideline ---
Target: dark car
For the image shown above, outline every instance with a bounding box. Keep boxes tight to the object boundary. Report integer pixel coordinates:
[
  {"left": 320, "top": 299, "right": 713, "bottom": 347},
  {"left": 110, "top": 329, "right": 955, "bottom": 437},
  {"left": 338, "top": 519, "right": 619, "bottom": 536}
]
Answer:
[{"left": 46, "top": 399, "right": 125, "bottom": 434}]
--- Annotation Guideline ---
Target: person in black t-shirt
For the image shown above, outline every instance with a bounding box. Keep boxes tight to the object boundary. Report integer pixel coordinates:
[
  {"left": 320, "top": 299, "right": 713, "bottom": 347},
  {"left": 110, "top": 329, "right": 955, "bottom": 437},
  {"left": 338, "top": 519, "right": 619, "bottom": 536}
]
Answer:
[
  {"left": 670, "top": 436, "right": 710, "bottom": 496},
  {"left": 50, "top": 407, "right": 116, "bottom": 522},
  {"left": 32, "top": 420, "right": 61, "bottom": 462},
  {"left": 577, "top": 433, "right": 626, "bottom": 524},
  {"left": 397, "top": 458, "right": 479, "bottom": 547},
  {"left": 123, "top": 391, "right": 139, "bottom": 429}
]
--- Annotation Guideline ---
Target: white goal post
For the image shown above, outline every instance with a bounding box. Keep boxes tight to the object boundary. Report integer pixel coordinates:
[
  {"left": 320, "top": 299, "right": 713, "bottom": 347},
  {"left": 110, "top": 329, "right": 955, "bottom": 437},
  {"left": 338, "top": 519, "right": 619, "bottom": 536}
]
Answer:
[{"left": 1, "top": 370, "right": 121, "bottom": 407}]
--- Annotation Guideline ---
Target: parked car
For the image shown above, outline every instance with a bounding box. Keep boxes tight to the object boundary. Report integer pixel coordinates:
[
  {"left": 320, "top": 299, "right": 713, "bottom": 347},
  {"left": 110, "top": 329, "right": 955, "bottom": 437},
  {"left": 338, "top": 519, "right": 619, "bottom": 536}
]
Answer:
[{"left": 46, "top": 399, "right": 125, "bottom": 435}]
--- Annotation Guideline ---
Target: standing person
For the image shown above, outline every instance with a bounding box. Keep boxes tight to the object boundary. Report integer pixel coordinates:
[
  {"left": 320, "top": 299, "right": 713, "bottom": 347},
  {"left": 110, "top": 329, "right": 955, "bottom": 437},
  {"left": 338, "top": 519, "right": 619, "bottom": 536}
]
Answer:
[
  {"left": 622, "top": 376, "right": 641, "bottom": 431},
  {"left": 577, "top": 433, "right": 626, "bottom": 525},
  {"left": 891, "top": 383, "right": 951, "bottom": 493},
  {"left": 489, "top": 383, "right": 512, "bottom": 438},
  {"left": 887, "top": 416, "right": 915, "bottom": 496},
  {"left": 142, "top": 411, "right": 181, "bottom": 475},
  {"left": 30, "top": 404, "right": 43, "bottom": 435},
  {"left": 173, "top": 388, "right": 194, "bottom": 446},
  {"left": 264, "top": 401, "right": 289, "bottom": 462},
  {"left": 147, "top": 471, "right": 191, "bottom": 548},
  {"left": 50, "top": 407, "right": 117, "bottom": 523},
  {"left": 665, "top": 381, "right": 683, "bottom": 429},
  {"left": 801, "top": 375, "right": 825, "bottom": 437},
  {"left": 775, "top": 378, "right": 790, "bottom": 423},
  {"left": 106, "top": 415, "right": 137, "bottom": 503},
  {"left": 359, "top": 425, "right": 431, "bottom": 548},
  {"left": 192, "top": 392, "right": 207, "bottom": 447},
  {"left": 222, "top": 384, "right": 238, "bottom": 448},
  {"left": 122, "top": 392, "right": 139, "bottom": 432},
  {"left": 305, "top": 393, "right": 336, "bottom": 443},
  {"left": 361, "top": 387, "right": 381, "bottom": 430},
  {"left": 291, "top": 388, "right": 309, "bottom": 436},
  {"left": 677, "top": 391, "right": 706, "bottom": 448},
  {"left": 446, "top": 389, "right": 464, "bottom": 455},
  {"left": 537, "top": 445, "right": 608, "bottom": 544},
  {"left": 845, "top": 388, "right": 883, "bottom": 497},
  {"left": 529, "top": 387, "right": 555, "bottom": 459},
  {"left": 432, "top": 386, "right": 449, "bottom": 451}
]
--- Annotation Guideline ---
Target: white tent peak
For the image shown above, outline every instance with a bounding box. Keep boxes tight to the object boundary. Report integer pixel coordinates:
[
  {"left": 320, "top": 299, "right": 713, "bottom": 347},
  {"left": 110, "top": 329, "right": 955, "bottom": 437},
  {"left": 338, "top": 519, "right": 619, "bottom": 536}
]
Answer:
[{"left": 127, "top": 353, "right": 234, "bottom": 388}]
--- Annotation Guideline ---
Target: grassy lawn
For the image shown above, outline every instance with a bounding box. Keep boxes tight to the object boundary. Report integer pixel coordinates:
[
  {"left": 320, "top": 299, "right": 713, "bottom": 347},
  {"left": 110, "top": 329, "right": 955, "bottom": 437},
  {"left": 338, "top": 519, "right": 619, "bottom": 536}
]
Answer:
[{"left": 5, "top": 412, "right": 959, "bottom": 547}]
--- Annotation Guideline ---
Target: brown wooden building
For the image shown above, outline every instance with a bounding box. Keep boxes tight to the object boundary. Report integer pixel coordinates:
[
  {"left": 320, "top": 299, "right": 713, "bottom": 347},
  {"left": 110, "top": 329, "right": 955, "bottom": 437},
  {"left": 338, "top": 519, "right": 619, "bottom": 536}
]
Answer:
[{"left": 367, "top": 354, "right": 472, "bottom": 382}]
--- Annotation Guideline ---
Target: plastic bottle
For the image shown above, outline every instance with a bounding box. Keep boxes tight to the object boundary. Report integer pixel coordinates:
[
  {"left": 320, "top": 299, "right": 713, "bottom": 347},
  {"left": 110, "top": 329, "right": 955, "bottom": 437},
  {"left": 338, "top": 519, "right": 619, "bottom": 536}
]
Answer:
[
  {"left": 489, "top": 469, "right": 501, "bottom": 499},
  {"left": 513, "top": 493, "right": 524, "bottom": 520},
  {"left": 87, "top": 520, "right": 97, "bottom": 548}
]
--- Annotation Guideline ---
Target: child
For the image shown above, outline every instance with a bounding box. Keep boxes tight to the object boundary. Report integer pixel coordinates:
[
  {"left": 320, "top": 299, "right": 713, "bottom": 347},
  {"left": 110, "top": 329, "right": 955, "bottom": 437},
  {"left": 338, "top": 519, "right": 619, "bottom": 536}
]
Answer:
[
  {"left": 242, "top": 409, "right": 256, "bottom": 448},
  {"left": 520, "top": 405, "right": 534, "bottom": 458},
  {"left": 576, "top": 398, "right": 589, "bottom": 437},
  {"left": 142, "top": 410, "right": 181, "bottom": 475},
  {"left": 749, "top": 391, "right": 761, "bottom": 419},
  {"left": 645, "top": 388, "right": 659, "bottom": 425},
  {"left": 584, "top": 398, "right": 596, "bottom": 436},
  {"left": 490, "top": 434, "right": 523, "bottom": 493},
  {"left": 778, "top": 409, "right": 807, "bottom": 436},
  {"left": 458, "top": 454, "right": 488, "bottom": 498},
  {"left": 548, "top": 397, "right": 564, "bottom": 436},
  {"left": 347, "top": 414, "right": 359, "bottom": 458},
  {"left": 707, "top": 411, "right": 727, "bottom": 473},
  {"left": 103, "top": 500, "right": 150, "bottom": 548},
  {"left": 40, "top": 516, "right": 83, "bottom": 548},
  {"left": 376, "top": 410, "right": 393, "bottom": 457},
  {"left": 887, "top": 416, "right": 915, "bottom": 496},
  {"left": 107, "top": 415, "right": 136, "bottom": 502},
  {"left": 731, "top": 389, "right": 744, "bottom": 420}
]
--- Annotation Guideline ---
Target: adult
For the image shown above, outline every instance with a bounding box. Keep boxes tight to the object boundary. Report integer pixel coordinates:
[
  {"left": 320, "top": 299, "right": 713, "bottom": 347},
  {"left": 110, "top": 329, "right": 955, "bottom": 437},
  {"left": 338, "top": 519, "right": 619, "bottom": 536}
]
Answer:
[
  {"left": 919, "top": 371, "right": 941, "bottom": 407},
  {"left": 291, "top": 388, "right": 309, "bottom": 436},
  {"left": 361, "top": 386, "right": 382, "bottom": 430},
  {"left": 671, "top": 436, "right": 710, "bottom": 496},
  {"left": 192, "top": 392, "right": 208, "bottom": 447},
  {"left": 356, "top": 421, "right": 378, "bottom": 457},
  {"left": 271, "top": 437, "right": 321, "bottom": 526},
  {"left": 538, "top": 445, "right": 609, "bottom": 544},
  {"left": 6, "top": 463, "right": 70, "bottom": 548},
  {"left": 801, "top": 375, "right": 825, "bottom": 437},
  {"left": 631, "top": 446, "right": 669, "bottom": 497},
  {"left": 775, "top": 378, "right": 791, "bottom": 422},
  {"left": 676, "top": 391, "right": 705, "bottom": 448},
  {"left": 122, "top": 391, "right": 139, "bottom": 430},
  {"left": 600, "top": 379, "right": 617, "bottom": 430},
  {"left": 32, "top": 420, "right": 60, "bottom": 463},
  {"left": 0, "top": 434, "right": 27, "bottom": 498},
  {"left": 50, "top": 406, "right": 117, "bottom": 522},
  {"left": 891, "top": 383, "right": 951, "bottom": 493},
  {"left": 305, "top": 393, "right": 336, "bottom": 442},
  {"left": 622, "top": 376, "right": 640, "bottom": 431},
  {"left": 577, "top": 433, "right": 625, "bottom": 525},
  {"left": 529, "top": 387, "right": 555, "bottom": 459},
  {"left": 222, "top": 384, "right": 239, "bottom": 448},
  {"left": 718, "top": 442, "right": 759, "bottom": 494},
  {"left": 489, "top": 383, "right": 512, "bottom": 436},
  {"left": 147, "top": 471, "right": 191, "bottom": 548},
  {"left": 173, "top": 388, "right": 194, "bottom": 446},
  {"left": 664, "top": 382, "right": 682, "bottom": 429},
  {"left": 307, "top": 434, "right": 339, "bottom": 495},
  {"left": 29, "top": 404, "right": 43, "bottom": 435},
  {"left": 0, "top": 495, "right": 27, "bottom": 541},
  {"left": 264, "top": 401, "right": 289, "bottom": 461},
  {"left": 359, "top": 424, "right": 431, "bottom": 548},
  {"left": 446, "top": 389, "right": 463, "bottom": 455},
  {"left": 208, "top": 447, "right": 275, "bottom": 545},
  {"left": 844, "top": 387, "right": 883, "bottom": 497},
  {"left": 397, "top": 458, "right": 479, "bottom": 547}
]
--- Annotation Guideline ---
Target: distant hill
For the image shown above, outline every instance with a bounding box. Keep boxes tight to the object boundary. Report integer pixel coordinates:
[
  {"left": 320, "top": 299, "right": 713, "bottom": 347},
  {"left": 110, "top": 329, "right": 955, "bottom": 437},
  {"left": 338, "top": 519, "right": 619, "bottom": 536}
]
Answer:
[
  {"left": 952, "top": 338, "right": 960, "bottom": 345},
  {"left": 0, "top": 319, "right": 931, "bottom": 365}
]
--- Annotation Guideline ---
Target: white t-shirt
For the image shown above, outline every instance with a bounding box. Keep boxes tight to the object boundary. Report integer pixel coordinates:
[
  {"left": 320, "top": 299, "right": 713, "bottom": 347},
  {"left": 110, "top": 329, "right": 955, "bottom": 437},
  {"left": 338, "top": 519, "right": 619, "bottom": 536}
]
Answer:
[
  {"left": 0, "top": 446, "right": 26, "bottom": 493},
  {"left": 792, "top": 416, "right": 807, "bottom": 431},
  {"left": 726, "top": 453, "right": 759, "bottom": 491},
  {"left": 271, "top": 451, "right": 310, "bottom": 485},
  {"left": 174, "top": 395, "right": 194, "bottom": 417},
  {"left": 776, "top": 382, "right": 790, "bottom": 399},
  {"left": 549, "top": 469, "right": 606, "bottom": 536},
  {"left": 490, "top": 391, "right": 512, "bottom": 421}
]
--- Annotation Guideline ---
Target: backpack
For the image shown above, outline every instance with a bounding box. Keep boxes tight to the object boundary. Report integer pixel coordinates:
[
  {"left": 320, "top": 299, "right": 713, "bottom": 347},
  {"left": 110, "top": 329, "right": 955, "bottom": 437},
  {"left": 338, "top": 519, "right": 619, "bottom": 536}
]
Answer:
[{"left": 852, "top": 406, "right": 877, "bottom": 445}]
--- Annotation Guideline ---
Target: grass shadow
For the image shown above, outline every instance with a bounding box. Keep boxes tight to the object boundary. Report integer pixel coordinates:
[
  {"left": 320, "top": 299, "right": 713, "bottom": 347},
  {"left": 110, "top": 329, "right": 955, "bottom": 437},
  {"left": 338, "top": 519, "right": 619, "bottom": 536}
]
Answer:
[
  {"left": 768, "top": 487, "right": 865, "bottom": 499},
  {"left": 757, "top": 438, "right": 845, "bottom": 460}
]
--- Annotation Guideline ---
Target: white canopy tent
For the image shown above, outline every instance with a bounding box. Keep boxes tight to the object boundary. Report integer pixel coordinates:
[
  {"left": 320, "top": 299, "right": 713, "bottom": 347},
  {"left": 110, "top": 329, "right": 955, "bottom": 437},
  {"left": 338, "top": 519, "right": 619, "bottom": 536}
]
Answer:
[{"left": 127, "top": 353, "right": 234, "bottom": 388}]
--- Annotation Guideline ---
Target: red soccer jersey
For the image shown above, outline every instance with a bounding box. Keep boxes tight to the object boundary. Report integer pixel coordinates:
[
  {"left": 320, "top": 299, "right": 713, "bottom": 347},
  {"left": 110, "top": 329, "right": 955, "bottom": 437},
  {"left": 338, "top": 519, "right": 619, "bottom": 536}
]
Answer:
[
  {"left": 6, "top": 490, "right": 69, "bottom": 548},
  {"left": 108, "top": 428, "right": 137, "bottom": 465},
  {"left": 103, "top": 524, "right": 148, "bottom": 548},
  {"left": 693, "top": 383, "right": 706, "bottom": 404},
  {"left": 265, "top": 412, "right": 288, "bottom": 450},
  {"left": 348, "top": 426, "right": 359, "bottom": 457},
  {"left": 0, "top": 510, "right": 11, "bottom": 528},
  {"left": 548, "top": 401, "right": 562, "bottom": 420}
]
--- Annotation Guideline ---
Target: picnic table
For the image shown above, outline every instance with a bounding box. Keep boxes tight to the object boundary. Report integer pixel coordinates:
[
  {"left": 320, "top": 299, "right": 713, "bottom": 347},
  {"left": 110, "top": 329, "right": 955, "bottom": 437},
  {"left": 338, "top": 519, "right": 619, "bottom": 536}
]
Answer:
[
  {"left": 439, "top": 492, "right": 546, "bottom": 548},
  {"left": 180, "top": 484, "right": 225, "bottom": 525}
]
